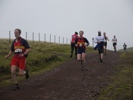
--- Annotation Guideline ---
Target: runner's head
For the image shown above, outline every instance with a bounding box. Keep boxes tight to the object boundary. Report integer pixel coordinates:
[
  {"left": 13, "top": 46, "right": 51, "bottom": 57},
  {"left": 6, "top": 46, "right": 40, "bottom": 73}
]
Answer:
[
  {"left": 75, "top": 32, "right": 78, "bottom": 35},
  {"left": 98, "top": 31, "right": 101, "bottom": 36},
  {"left": 14, "top": 28, "right": 21, "bottom": 39},
  {"left": 114, "top": 35, "right": 116, "bottom": 38},
  {"left": 103, "top": 32, "right": 106, "bottom": 36},
  {"left": 79, "top": 30, "right": 84, "bottom": 37}
]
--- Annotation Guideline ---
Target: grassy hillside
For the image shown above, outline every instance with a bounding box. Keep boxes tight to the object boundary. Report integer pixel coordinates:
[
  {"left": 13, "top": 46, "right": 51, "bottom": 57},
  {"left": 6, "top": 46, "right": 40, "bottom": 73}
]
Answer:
[
  {"left": 119, "top": 47, "right": 133, "bottom": 51},
  {"left": 98, "top": 51, "right": 133, "bottom": 100},
  {"left": 0, "top": 39, "right": 94, "bottom": 86}
]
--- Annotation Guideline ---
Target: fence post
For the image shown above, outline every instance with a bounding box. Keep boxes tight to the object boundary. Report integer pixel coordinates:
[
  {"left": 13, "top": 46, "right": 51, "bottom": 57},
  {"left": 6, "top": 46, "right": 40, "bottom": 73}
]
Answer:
[
  {"left": 44, "top": 33, "right": 45, "bottom": 42},
  {"left": 32, "top": 32, "right": 34, "bottom": 42},
  {"left": 59, "top": 36, "right": 60, "bottom": 44},
  {"left": 66, "top": 38, "right": 68, "bottom": 44},
  {"left": 9, "top": 31, "right": 11, "bottom": 43},
  {"left": 26, "top": 32, "right": 27, "bottom": 40},
  {"left": 54, "top": 35, "right": 56, "bottom": 43},
  {"left": 44, "top": 33, "right": 46, "bottom": 42},
  {"left": 92, "top": 38, "right": 94, "bottom": 47},
  {"left": 63, "top": 37, "right": 64, "bottom": 44},
  {"left": 50, "top": 34, "right": 51, "bottom": 42},
  {"left": 38, "top": 33, "right": 40, "bottom": 42}
]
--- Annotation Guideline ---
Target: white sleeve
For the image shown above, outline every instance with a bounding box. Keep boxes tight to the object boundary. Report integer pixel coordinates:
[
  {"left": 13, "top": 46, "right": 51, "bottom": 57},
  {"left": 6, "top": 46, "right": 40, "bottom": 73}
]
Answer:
[{"left": 94, "top": 37, "right": 98, "bottom": 43}]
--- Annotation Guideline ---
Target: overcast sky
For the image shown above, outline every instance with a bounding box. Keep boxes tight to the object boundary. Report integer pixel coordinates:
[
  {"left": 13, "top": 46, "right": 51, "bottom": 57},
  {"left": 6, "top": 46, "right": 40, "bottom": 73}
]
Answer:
[{"left": 0, "top": 0, "right": 133, "bottom": 50}]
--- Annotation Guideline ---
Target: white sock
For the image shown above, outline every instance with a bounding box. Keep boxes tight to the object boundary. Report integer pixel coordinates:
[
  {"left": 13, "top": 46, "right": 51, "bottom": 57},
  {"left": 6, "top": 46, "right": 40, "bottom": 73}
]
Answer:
[{"left": 23, "top": 71, "right": 26, "bottom": 74}]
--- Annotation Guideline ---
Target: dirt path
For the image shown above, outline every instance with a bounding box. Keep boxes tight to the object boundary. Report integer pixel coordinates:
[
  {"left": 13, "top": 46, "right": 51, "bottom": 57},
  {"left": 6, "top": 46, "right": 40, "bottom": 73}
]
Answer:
[{"left": 0, "top": 51, "right": 120, "bottom": 100}]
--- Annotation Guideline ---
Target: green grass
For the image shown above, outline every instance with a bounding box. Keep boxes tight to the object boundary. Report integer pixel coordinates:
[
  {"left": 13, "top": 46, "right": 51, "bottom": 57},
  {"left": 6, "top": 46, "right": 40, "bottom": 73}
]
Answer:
[
  {"left": 119, "top": 47, "right": 133, "bottom": 51},
  {"left": 98, "top": 51, "right": 133, "bottom": 100},
  {"left": 0, "top": 39, "right": 94, "bottom": 86}
]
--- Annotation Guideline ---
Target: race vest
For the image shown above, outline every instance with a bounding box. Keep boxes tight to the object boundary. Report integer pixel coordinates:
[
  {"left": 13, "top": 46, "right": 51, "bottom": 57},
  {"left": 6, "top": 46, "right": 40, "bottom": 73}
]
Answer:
[
  {"left": 71, "top": 34, "right": 78, "bottom": 43},
  {"left": 14, "top": 38, "right": 26, "bottom": 54},
  {"left": 77, "top": 37, "right": 85, "bottom": 48}
]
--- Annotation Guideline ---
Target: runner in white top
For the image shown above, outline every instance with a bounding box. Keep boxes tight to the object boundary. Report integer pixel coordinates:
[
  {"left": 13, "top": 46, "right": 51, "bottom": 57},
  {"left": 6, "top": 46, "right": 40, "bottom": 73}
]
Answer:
[
  {"left": 95, "top": 31, "right": 105, "bottom": 62},
  {"left": 112, "top": 35, "right": 117, "bottom": 52}
]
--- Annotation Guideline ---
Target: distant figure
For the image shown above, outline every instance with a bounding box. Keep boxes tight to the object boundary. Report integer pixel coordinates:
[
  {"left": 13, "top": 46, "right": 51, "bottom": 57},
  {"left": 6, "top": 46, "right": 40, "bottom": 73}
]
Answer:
[
  {"left": 70, "top": 32, "right": 78, "bottom": 59},
  {"left": 112, "top": 35, "right": 117, "bottom": 52},
  {"left": 94, "top": 31, "right": 105, "bottom": 63},
  {"left": 103, "top": 32, "right": 109, "bottom": 55},
  {"left": 75, "top": 30, "right": 89, "bottom": 69},
  {"left": 123, "top": 43, "right": 127, "bottom": 51}
]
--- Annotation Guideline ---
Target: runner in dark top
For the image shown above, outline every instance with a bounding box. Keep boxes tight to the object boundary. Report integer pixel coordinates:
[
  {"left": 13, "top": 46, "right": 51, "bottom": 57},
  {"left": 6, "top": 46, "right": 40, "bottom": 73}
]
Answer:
[
  {"left": 75, "top": 30, "right": 89, "bottom": 69},
  {"left": 5, "top": 29, "right": 31, "bottom": 90},
  {"left": 123, "top": 43, "right": 127, "bottom": 51}
]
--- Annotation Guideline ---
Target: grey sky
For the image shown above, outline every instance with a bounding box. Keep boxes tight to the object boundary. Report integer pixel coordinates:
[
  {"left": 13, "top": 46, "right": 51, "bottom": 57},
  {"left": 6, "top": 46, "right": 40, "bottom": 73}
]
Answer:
[{"left": 0, "top": 0, "right": 133, "bottom": 50}]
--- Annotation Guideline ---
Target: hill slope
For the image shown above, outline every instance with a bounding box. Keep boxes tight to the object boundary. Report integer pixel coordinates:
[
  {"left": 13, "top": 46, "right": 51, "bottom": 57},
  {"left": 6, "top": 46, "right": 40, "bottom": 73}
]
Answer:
[
  {"left": 0, "top": 39, "right": 93, "bottom": 85},
  {"left": 119, "top": 47, "right": 133, "bottom": 51}
]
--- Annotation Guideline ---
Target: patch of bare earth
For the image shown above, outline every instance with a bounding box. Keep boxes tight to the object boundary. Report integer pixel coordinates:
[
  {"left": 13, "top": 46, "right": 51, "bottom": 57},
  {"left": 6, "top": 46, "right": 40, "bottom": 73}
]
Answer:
[{"left": 0, "top": 51, "right": 120, "bottom": 100}]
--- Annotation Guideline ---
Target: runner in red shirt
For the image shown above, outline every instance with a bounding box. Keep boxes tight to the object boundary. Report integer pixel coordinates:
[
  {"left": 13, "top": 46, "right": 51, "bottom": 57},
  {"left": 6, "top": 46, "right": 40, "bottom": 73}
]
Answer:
[
  {"left": 75, "top": 30, "right": 89, "bottom": 70},
  {"left": 70, "top": 32, "right": 78, "bottom": 59},
  {"left": 5, "top": 29, "right": 31, "bottom": 90}
]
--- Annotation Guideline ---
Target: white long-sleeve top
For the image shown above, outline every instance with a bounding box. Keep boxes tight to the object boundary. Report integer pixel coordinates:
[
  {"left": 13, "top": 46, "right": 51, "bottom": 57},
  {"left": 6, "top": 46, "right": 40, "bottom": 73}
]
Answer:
[{"left": 95, "top": 36, "right": 105, "bottom": 43}]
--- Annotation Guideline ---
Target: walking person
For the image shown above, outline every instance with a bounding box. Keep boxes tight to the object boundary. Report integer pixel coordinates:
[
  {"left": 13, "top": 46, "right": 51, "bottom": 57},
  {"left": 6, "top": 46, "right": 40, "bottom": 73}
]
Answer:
[
  {"left": 5, "top": 28, "right": 31, "bottom": 90},
  {"left": 123, "top": 43, "right": 127, "bottom": 51},
  {"left": 112, "top": 35, "right": 117, "bottom": 52},
  {"left": 94, "top": 31, "right": 105, "bottom": 63},
  {"left": 70, "top": 32, "right": 78, "bottom": 59},
  {"left": 75, "top": 30, "right": 89, "bottom": 69},
  {"left": 103, "top": 32, "right": 109, "bottom": 55}
]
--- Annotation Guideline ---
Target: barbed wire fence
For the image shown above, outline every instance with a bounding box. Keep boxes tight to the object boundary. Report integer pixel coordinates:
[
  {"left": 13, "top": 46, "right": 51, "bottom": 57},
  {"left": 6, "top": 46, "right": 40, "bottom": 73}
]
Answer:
[{"left": 1, "top": 31, "right": 71, "bottom": 45}]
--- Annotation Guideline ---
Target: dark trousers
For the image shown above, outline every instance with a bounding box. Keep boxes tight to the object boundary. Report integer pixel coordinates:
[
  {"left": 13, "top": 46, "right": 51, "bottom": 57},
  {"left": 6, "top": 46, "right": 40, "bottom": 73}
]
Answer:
[{"left": 70, "top": 43, "right": 77, "bottom": 57}]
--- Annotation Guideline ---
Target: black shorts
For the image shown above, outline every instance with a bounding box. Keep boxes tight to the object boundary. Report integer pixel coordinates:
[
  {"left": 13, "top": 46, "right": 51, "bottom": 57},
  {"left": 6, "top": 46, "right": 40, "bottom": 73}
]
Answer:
[
  {"left": 77, "top": 48, "right": 86, "bottom": 54},
  {"left": 71, "top": 43, "right": 75, "bottom": 47},
  {"left": 104, "top": 42, "right": 107, "bottom": 46},
  {"left": 98, "top": 42, "right": 104, "bottom": 54},
  {"left": 113, "top": 43, "right": 117, "bottom": 46}
]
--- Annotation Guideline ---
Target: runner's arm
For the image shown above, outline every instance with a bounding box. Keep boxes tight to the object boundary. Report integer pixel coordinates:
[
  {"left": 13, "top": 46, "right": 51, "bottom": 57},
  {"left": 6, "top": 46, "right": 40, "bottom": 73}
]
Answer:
[
  {"left": 94, "top": 37, "right": 98, "bottom": 43},
  {"left": 5, "top": 42, "right": 14, "bottom": 58},
  {"left": 75, "top": 38, "right": 78, "bottom": 47},
  {"left": 5, "top": 50, "right": 13, "bottom": 58},
  {"left": 23, "top": 40, "right": 31, "bottom": 55},
  {"left": 107, "top": 37, "right": 109, "bottom": 41},
  {"left": 84, "top": 38, "right": 90, "bottom": 46}
]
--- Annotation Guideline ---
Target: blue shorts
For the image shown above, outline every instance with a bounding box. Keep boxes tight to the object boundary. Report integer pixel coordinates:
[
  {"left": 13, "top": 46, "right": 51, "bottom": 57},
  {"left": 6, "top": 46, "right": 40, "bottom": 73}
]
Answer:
[{"left": 77, "top": 48, "right": 86, "bottom": 54}]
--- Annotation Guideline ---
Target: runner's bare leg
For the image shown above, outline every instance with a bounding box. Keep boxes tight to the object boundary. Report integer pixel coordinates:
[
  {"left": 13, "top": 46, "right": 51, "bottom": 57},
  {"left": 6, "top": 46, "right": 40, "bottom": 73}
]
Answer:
[{"left": 11, "top": 65, "right": 17, "bottom": 84}]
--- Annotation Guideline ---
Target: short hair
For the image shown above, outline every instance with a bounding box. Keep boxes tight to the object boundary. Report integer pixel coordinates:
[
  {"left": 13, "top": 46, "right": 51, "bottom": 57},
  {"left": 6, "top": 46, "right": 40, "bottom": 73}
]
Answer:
[
  {"left": 98, "top": 31, "right": 101, "bottom": 36},
  {"left": 75, "top": 32, "right": 78, "bottom": 34},
  {"left": 103, "top": 32, "right": 106, "bottom": 34},
  {"left": 15, "top": 28, "right": 21, "bottom": 34},
  {"left": 79, "top": 30, "right": 84, "bottom": 34}
]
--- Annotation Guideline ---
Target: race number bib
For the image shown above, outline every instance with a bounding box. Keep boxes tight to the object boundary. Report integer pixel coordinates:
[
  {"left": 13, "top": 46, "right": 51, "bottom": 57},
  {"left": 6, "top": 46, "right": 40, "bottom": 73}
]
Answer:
[
  {"left": 15, "top": 49, "right": 22, "bottom": 53},
  {"left": 79, "top": 44, "right": 82, "bottom": 47}
]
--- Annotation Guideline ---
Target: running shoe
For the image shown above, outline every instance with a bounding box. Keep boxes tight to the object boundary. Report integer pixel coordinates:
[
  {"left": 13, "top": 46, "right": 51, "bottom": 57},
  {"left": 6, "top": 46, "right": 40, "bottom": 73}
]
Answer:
[
  {"left": 13, "top": 84, "right": 19, "bottom": 91},
  {"left": 80, "top": 61, "right": 83, "bottom": 65},
  {"left": 100, "top": 58, "right": 103, "bottom": 63},
  {"left": 81, "top": 65, "right": 84, "bottom": 71},
  {"left": 25, "top": 70, "right": 29, "bottom": 79}
]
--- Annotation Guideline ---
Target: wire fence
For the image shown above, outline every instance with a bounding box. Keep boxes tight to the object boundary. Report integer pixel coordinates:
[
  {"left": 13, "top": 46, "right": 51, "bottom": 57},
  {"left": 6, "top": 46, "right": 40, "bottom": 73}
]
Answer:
[{"left": 0, "top": 31, "right": 71, "bottom": 44}]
